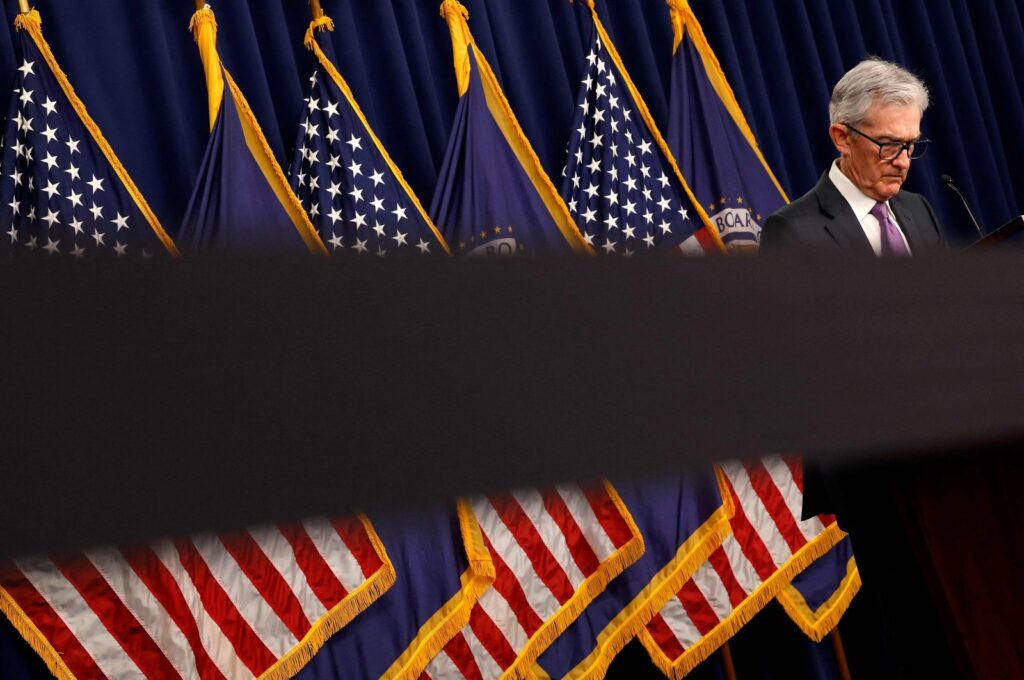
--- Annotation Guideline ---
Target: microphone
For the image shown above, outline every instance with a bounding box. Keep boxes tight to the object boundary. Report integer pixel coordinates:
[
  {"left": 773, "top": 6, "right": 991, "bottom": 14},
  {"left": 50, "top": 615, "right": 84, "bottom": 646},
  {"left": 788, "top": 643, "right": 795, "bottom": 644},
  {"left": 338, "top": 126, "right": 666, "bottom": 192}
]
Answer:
[{"left": 940, "top": 174, "right": 985, "bottom": 240}]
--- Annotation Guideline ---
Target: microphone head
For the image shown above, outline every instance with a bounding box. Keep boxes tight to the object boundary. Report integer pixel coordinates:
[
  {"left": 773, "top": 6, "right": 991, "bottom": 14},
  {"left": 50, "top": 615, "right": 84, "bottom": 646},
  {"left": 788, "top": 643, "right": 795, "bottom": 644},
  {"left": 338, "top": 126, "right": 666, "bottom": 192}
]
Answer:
[{"left": 939, "top": 174, "right": 954, "bottom": 185}]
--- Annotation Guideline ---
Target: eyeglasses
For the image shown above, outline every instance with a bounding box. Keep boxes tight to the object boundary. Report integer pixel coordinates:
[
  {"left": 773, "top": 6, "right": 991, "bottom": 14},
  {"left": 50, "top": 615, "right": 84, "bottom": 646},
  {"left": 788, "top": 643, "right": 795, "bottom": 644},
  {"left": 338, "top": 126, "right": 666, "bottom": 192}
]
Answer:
[{"left": 845, "top": 124, "right": 930, "bottom": 160}]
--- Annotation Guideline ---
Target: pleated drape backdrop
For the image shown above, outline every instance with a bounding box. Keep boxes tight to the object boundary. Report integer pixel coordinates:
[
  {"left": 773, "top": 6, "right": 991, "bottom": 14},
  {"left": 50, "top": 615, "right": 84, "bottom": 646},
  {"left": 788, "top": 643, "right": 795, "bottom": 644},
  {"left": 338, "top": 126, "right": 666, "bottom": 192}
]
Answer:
[{"left": 0, "top": 0, "right": 1021, "bottom": 244}]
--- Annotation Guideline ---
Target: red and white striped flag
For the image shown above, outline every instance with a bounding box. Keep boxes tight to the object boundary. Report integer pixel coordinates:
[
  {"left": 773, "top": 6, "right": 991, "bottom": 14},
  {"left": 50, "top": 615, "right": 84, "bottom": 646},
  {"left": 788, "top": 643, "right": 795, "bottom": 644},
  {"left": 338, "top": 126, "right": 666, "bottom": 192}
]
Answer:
[
  {"left": 422, "top": 482, "right": 643, "bottom": 679},
  {"left": 0, "top": 516, "right": 394, "bottom": 679},
  {"left": 641, "top": 457, "right": 851, "bottom": 678}
]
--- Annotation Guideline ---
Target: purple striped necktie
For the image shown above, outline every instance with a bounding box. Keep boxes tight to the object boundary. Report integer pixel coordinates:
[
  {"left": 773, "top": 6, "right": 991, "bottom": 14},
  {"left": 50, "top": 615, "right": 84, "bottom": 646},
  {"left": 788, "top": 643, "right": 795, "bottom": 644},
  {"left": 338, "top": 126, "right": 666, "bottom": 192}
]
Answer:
[{"left": 870, "top": 201, "right": 911, "bottom": 256}]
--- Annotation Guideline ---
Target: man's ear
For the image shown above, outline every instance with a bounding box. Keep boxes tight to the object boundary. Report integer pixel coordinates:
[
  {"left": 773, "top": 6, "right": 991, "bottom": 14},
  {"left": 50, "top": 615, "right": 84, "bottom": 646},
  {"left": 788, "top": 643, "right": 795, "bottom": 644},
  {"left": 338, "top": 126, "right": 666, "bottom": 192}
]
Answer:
[{"left": 829, "top": 123, "right": 852, "bottom": 156}]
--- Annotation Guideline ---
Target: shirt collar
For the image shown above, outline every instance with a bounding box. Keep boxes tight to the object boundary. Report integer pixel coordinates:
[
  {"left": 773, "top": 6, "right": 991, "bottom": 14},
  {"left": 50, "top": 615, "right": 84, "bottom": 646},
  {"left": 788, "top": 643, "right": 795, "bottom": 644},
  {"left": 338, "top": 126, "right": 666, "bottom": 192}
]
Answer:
[{"left": 829, "top": 159, "right": 884, "bottom": 221}]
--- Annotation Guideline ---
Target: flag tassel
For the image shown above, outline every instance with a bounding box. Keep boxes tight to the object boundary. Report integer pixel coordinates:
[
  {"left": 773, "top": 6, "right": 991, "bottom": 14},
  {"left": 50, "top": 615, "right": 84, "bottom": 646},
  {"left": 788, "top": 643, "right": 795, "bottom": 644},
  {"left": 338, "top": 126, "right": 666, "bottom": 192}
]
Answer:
[
  {"left": 439, "top": 0, "right": 472, "bottom": 96},
  {"left": 303, "top": 14, "right": 335, "bottom": 50},
  {"left": 12, "top": 7, "right": 37, "bottom": 31},
  {"left": 188, "top": 5, "right": 224, "bottom": 131},
  {"left": 188, "top": 5, "right": 216, "bottom": 38}
]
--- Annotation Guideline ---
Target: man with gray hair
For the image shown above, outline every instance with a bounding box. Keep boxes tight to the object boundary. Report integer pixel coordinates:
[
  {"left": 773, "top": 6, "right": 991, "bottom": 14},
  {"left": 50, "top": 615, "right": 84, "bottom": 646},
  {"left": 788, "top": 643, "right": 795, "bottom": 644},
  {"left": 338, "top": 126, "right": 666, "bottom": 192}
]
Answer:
[
  {"left": 760, "top": 61, "right": 954, "bottom": 680},
  {"left": 761, "top": 58, "right": 944, "bottom": 254}
]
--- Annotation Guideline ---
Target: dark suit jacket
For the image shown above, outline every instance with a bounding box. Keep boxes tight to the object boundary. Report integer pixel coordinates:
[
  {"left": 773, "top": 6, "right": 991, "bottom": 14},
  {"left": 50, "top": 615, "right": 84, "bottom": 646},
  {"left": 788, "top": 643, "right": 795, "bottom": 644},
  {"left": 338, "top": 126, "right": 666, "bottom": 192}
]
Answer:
[
  {"left": 759, "top": 173, "right": 961, "bottom": 677},
  {"left": 761, "top": 170, "right": 945, "bottom": 254},
  {"left": 760, "top": 169, "right": 945, "bottom": 521}
]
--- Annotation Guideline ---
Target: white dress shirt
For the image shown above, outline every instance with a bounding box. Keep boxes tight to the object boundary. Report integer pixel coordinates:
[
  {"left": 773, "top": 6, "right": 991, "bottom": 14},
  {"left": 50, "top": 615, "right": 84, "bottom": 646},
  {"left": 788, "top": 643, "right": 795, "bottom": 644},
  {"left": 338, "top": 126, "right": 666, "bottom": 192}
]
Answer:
[{"left": 828, "top": 160, "right": 912, "bottom": 256}]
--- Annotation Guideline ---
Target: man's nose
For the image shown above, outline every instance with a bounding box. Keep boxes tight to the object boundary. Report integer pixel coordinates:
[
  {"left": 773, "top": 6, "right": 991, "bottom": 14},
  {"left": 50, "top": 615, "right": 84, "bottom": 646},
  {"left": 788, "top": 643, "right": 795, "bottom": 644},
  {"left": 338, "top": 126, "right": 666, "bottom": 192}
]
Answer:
[{"left": 891, "top": 149, "right": 912, "bottom": 169}]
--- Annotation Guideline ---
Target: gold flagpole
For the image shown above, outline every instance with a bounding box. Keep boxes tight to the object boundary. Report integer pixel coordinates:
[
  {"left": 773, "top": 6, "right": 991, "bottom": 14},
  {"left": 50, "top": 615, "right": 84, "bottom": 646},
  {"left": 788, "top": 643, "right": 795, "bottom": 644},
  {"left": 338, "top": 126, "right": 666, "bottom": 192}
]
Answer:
[
  {"left": 17, "top": 0, "right": 30, "bottom": 14},
  {"left": 309, "top": 0, "right": 324, "bottom": 19}
]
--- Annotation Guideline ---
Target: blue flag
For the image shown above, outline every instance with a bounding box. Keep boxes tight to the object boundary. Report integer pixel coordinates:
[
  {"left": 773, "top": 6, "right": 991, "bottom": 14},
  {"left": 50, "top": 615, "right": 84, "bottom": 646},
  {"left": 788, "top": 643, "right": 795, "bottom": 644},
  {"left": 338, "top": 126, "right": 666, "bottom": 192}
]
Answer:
[
  {"left": 665, "top": 0, "right": 787, "bottom": 249},
  {"left": 777, "top": 536, "right": 861, "bottom": 642},
  {"left": 431, "top": 0, "right": 591, "bottom": 256},
  {"left": 290, "top": 16, "right": 449, "bottom": 257},
  {"left": 179, "top": 6, "right": 326, "bottom": 254},
  {"left": 560, "top": 1, "right": 723, "bottom": 256},
  {"left": 295, "top": 505, "right": 494, "bottom": 680},
  {"left": 0, "top": 10, "right": 178, "bottom": 259},
  {"left": 536, "top": 471, "right": 733, "bottom": 677}
]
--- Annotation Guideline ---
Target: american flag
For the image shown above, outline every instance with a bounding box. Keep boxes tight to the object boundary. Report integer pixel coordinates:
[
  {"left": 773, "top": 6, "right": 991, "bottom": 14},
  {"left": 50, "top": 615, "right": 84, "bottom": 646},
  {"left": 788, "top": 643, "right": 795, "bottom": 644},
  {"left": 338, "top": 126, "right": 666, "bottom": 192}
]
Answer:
[
  {"left": 0, "top": 10, "right": 177, "bottom": 260},
  {"left": 422, "top": 482, "right": 643, "bottom": 679},
  {"left": 0, "top": 517, "right": 394, "bottom": 679},
  {"left": 290, "top": 19, "right": 449, "bottom": 258},
  {"left": 641, "top": 458, "right": 852, "bottom": 677},
  {"left": 560, "top": 6, "right": 722, "bottom": 257}
]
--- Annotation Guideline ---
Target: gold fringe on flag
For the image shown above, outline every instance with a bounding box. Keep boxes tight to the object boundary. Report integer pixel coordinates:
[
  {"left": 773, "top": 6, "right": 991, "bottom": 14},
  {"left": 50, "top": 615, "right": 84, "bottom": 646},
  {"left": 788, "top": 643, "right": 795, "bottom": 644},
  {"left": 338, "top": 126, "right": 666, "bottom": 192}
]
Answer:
[
  {"left": 640, "top": 523, "right": 849, "bottom": 679},
  {"left": 777, "top": 556, "right": 862, "bottom": 643},
  {"left": 664, "top": 0, "right": 789, "bottom": 203},
  {"left": 2, "top": 516, "right": 399, "bottom": 680},
  {"left": 580, "top": 0, "right": 726, "bottom": 254},
  {"left": 439, "top": 0, "right": 593, "bottom": 255},
  {"left": 0, "top": 587, "right": 76, "bottom": 680},
  {"left": 302, "top": 15, "right": 451, "bottom": 254},
  {"left": 222, "top": 69, "right": 329, "bottom": 255},
  {"left": 14, "top": 9, "right": 180, "bottom": 257},
  {"left": 548, "top": 466, "right": 737, "bottom": 680},
  {"left": 188, "top": 5, "right": 328, "bottom": 256},
  {"left": 379, "top": 500, "right": 496, "bottom": 680},
  {"left": 498, "top": 480, "right": 649, "bottom": 679},
  {"left": 259, "top": 516, "right": 398, "bottom": 680}
]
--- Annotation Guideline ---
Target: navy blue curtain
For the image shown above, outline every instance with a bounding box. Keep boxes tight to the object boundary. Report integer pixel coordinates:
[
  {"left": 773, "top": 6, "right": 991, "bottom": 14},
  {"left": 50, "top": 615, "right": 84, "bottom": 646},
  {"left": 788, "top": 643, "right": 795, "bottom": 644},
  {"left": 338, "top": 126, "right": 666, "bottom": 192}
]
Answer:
[{"left": 1, "top": 0, "right": 1021, "bottom": 241}]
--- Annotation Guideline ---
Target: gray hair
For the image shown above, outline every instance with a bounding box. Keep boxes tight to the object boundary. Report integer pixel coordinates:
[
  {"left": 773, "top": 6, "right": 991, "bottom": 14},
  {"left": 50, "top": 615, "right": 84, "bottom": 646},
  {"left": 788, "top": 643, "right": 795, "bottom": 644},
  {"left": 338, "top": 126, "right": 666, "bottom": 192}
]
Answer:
[{"left": 828, "top": 58, "right": 930, "bottom": 126}]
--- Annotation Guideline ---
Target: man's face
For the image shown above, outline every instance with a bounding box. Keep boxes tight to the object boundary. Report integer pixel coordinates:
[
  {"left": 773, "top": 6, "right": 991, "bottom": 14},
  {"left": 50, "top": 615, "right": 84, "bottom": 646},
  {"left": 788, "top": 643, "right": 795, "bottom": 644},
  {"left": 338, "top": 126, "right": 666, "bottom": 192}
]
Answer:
[{"left": 829, "top": 101, "right": 922, "bottom": 202}]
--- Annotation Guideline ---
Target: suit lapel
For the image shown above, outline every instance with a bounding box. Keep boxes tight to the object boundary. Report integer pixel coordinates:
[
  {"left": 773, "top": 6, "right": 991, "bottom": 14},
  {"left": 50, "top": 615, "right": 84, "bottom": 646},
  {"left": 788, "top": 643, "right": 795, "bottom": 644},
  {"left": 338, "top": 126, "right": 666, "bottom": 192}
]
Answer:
[
  {"left": 813, "top": 172, "right": 875, "bottom": 254},
  {"left": 890, "top": 194, "right": 923, "bottom": 253}
]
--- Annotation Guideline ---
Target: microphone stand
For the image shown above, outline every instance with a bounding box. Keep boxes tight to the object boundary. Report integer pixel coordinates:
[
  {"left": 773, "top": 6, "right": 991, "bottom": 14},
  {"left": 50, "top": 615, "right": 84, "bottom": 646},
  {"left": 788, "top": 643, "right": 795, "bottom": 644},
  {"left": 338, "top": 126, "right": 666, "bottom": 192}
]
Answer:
[{"left": 939, "top": 174, "right": 985, "bottom": 240}]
